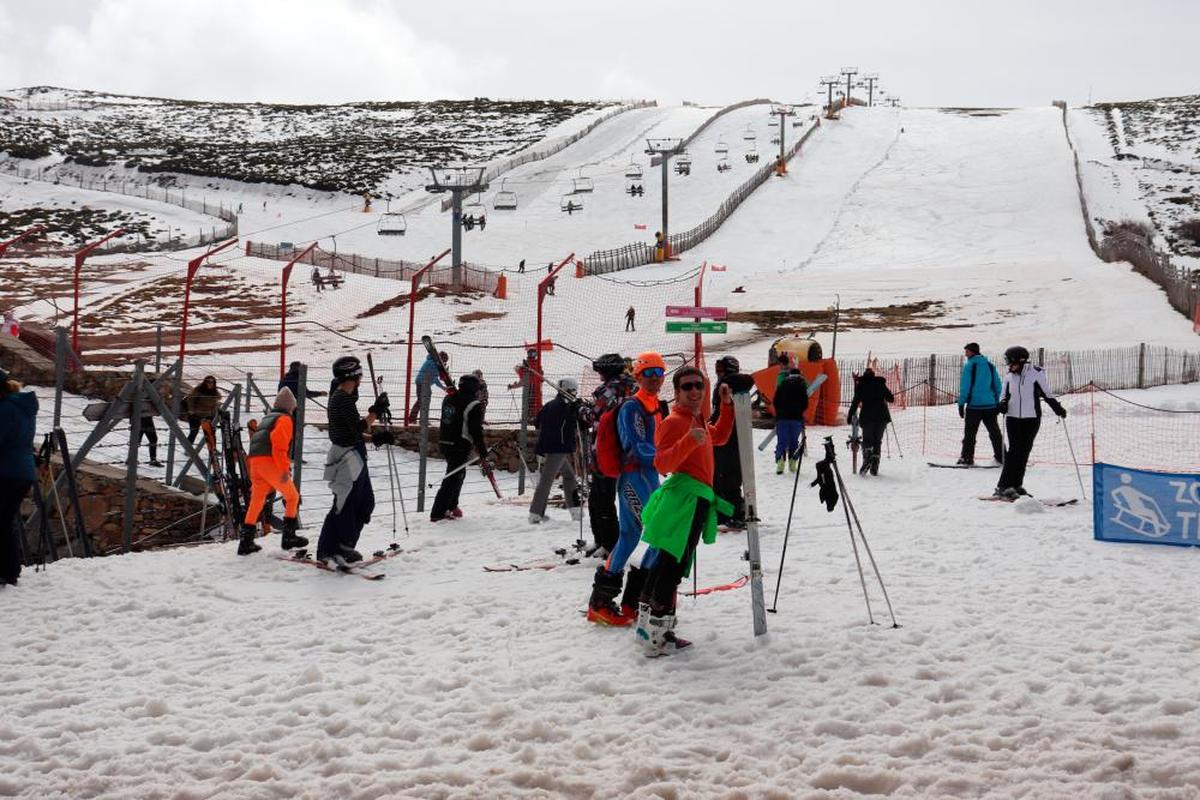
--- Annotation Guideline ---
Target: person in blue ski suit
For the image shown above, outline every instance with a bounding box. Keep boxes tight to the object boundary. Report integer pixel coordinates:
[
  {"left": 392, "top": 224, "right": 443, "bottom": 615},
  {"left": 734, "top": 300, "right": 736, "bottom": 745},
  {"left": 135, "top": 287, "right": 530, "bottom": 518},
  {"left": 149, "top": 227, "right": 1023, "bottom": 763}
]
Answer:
[
  {"left": 957, "top": 342, "right": 1004, "bottom": 465},
  {"left": 586, "top": 352, "right": 667, "bottom": 626},
  {"left": 408, "top": 350, "right": 448, "bottom": 423}
]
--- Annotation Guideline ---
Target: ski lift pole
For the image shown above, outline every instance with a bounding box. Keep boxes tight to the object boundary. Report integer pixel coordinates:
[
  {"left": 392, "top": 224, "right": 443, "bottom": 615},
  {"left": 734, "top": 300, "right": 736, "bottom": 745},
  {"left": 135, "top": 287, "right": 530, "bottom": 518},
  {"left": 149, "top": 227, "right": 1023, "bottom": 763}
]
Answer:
[{"left": 366, "top": 353, "right": 399, "bottom": 539}]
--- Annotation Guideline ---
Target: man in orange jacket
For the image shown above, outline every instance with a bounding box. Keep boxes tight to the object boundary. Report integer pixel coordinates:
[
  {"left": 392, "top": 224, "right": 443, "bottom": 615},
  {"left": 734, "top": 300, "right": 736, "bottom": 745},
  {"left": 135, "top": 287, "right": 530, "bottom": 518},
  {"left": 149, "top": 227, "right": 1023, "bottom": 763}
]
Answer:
[{"left": 238, "top": 387, "right": 305, "bottom": 555}]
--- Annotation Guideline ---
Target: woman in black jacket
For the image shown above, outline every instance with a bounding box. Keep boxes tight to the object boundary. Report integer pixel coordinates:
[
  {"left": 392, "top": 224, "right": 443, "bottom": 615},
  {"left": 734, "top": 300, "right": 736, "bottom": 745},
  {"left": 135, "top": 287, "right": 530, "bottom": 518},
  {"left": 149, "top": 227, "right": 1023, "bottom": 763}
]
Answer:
[
  {"left": 528, "top": 378, "right": 583, "bottom": 524},
  {"left": 847, "top": 369, "right": 894, "bottom": 476}
]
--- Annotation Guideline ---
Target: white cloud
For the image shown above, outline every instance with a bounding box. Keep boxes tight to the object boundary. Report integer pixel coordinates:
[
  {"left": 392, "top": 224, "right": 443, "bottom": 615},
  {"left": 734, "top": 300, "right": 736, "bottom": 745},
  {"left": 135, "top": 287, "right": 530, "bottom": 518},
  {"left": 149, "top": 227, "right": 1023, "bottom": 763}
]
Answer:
[{"left": 12, "top": 0, "right": 468, "bottom": 103}]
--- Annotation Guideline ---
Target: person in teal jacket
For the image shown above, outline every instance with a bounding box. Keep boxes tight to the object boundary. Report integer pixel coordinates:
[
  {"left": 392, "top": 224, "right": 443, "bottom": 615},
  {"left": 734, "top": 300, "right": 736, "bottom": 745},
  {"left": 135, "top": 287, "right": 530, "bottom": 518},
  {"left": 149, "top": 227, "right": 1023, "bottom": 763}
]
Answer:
[
  {"left": 957, "top": 342, "right": 1004, "bottom": 466},
  {"left": 0, "top": 367, "right": 37, "bottom": 586}
]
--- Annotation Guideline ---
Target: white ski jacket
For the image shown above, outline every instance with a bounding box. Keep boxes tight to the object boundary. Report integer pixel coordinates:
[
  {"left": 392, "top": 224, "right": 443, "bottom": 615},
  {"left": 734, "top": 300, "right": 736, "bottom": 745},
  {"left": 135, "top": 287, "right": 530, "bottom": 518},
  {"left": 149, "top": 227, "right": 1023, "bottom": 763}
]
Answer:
[{"left": 1001, "top": 365, "right": 1059, "bottom": 419}]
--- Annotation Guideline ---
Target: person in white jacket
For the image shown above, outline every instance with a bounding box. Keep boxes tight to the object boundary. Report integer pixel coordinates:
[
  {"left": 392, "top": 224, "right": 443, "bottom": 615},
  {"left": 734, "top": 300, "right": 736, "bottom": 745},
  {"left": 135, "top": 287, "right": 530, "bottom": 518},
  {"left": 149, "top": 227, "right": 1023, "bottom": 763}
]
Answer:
[{"left": 995, "top": 346, "right": 1066, "bottom": 499}]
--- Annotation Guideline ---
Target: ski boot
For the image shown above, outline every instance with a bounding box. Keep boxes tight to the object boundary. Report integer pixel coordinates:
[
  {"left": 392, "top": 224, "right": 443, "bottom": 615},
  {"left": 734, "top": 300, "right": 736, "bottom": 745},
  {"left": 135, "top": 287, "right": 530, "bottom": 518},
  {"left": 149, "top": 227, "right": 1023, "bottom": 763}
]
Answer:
[
  {"left": 776, "top": 458, "right": 785, "bottom": 475},
  {"left": 236, "top": 524, "right": 262, "bottom": 555},
  {"left": 869, "top": 455, "right": 880, "bottom": 477},
  {"left": 528, "top": 513, "right": 549, "bottom": 525},
  {"left": 619, "top": 566, "right": 648, "bottom": 623},
  {"left": 450, "top": 507, "right": 463, "bottom": 518},
  {"left": 586, "top": 567, "right": 630, "bottom": 626},
  {"left": 789, "top": 456, "right": 799, "bottom": 473},
  {"left": 636, "top": 607, "right": 691, "bottom": 657},
  {"left": 338, "top": 544, "right": 363, "bottom": 563},
  {"left": 279, "top": 517, "right": 307, "bottom": 550},
  {"left": 956, "top": 457, "right": 974, "bottom": 466},
  {"left": 584, "top": 542, "right": 609, "bottom": 560},
  {"left": 147, "top": 445, "right": 163, "bottom": 468}
]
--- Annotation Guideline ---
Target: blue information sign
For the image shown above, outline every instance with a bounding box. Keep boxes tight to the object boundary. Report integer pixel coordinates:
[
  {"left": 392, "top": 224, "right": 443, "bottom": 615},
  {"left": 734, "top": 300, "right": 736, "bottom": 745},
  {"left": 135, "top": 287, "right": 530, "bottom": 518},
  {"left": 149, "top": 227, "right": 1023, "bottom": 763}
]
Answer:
[{"left": 1093, "top": 463, "right": 1200, "bottom": 548}]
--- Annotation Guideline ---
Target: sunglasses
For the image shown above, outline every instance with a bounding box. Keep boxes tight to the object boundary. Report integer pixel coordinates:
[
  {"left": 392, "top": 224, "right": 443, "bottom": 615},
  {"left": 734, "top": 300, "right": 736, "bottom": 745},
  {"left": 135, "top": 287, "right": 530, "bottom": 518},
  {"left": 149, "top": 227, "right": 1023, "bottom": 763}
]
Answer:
[
  {"left": 639, "top": 367, "right": 665, "bottom": 378},
  {"left": 678, "top": 381, "right": 705, "bottom": 391}
]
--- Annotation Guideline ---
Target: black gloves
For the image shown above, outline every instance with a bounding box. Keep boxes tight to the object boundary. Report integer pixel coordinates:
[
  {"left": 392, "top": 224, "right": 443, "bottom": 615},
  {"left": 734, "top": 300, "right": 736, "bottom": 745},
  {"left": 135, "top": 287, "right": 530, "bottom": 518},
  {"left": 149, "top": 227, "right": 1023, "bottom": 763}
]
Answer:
[
  {"left": 1048, "top": 399, "right": 1067, "bottom": 418},
  {"left": 368, "top": 392, "right": 391, "bottom": 417},
  {"left": 957, "top": 405, "right": 965, "bottom": 419},
  {"left": 810, "top": 458, "right": 839, "bottom": 512},
  {"left": 371, "top": 430, "right": 396, "bottom": 447},
  {"left": 997, "top": 400, "right": 1008, "bottom": 415}
]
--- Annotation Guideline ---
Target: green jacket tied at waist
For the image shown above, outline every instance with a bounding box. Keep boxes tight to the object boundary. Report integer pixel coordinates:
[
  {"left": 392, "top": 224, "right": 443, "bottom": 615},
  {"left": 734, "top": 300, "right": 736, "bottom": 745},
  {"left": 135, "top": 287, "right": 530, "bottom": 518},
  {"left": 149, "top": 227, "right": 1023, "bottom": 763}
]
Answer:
[{"left": 640, "top": 471, "right": 733, "bottom": 569}]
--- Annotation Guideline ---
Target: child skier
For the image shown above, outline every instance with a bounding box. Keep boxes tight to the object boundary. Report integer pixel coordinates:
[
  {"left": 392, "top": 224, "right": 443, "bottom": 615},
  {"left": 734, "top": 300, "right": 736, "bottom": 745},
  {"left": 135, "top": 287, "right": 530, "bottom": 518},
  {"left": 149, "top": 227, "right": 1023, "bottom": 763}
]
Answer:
[
  {"left": 635, "top": 367, "right": 735, "bottom": 656},
  {"left": 773, "top": 368, "right": 809, "bottom": 474}
]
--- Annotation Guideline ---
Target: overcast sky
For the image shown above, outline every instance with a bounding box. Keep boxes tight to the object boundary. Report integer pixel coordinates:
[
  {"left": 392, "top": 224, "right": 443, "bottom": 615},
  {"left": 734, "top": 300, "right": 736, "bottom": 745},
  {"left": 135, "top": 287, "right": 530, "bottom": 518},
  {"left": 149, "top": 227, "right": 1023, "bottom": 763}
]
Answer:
[{"left": 1, "top": 0, "right": 1196, "bottom": 107}]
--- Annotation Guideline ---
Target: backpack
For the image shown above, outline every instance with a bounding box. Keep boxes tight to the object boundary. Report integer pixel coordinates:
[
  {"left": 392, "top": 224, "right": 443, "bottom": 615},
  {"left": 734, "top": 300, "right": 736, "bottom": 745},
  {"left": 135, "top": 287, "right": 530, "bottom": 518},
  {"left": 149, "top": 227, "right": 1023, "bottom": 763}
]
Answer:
[{"left": 593, "top": 398, "right": 630, "bottom": 478}]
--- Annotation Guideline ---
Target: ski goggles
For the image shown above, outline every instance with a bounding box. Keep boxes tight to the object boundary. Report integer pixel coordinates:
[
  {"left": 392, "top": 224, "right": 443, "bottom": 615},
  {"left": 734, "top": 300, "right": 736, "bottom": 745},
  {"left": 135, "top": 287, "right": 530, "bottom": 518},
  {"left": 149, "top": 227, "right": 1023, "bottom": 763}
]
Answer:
[{"left": 638, "top": 367, "right": 665, "bottom": 378}]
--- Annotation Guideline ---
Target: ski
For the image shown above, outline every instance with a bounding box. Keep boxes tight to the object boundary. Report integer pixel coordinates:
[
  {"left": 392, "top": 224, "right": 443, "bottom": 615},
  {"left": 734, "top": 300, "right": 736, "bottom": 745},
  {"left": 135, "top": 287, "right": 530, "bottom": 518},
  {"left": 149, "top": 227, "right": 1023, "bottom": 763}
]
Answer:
[
  {"left": 483, "top": 560, "right": 561, "bottom": 572},
  {"left": 732, "top": 390, "right": 768, "bottom": 637},
  {"left": 684, "top": 575, "right": 749, "bottom": 597},
  {"left": 978, "top": 496, "right": 1079, "bottom": 507},
  {"left": 928, "top": 462, "right": 1001, "bottom": 469},
  {"left": 276, "top": 554, "right": 387, "bottom": 580},
  {"left": 420, "top": 335, "right": 457, "bottom": 396},
  {"left": 200, "top": 419, "right": 240, "bottom": 541},
  {"left": 758, "top": 373, "right": 828, "bottom": 451}
]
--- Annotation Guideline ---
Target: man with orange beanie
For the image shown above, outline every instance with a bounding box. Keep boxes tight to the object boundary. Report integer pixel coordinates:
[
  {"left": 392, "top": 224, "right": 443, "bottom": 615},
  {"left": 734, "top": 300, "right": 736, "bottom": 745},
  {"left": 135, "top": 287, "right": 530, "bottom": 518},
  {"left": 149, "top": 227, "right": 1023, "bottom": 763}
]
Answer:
[
  {"left": 238, "top": 387, "right": 305, "bottom": 555},
  {"left": 586, "top": 351, "right": 668, "bottom": 626}
]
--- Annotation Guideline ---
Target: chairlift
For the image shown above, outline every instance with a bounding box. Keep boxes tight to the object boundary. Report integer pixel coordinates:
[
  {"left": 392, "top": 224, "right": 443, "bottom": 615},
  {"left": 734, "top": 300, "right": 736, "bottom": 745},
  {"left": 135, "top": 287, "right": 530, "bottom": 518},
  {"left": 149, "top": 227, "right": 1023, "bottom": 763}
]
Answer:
[
  {"left": 572, "top": 167, "right": 594, "bottom": 194},
  {"left": 465, "top": 191, "right": 485, "bottom": 212},
  {"left": 626, "top": 180, "right": 644, "bottom": 197},
  {"left": 560, "top": 194, "right": 583, "bottom": 214},
  {"left": 743, "top": 125, "right": 757, "bottom": 141},
  {"left": 716, "top": 157, "right": 732, "bottom": 173},
  {"left": 624, "top": 159, "right": 643, "bottom": 180},
  {"left": 714, "top": 137, "right": 729, "bottom": 155},
  {"left": 770, "top": 135, "right": 781, "bottom": 145},
  {"left": 376, "top": 212, "right": 407, "bottom": 236},
  {"left": 493, "top": 178, "right": 518, "bottom": 210}
]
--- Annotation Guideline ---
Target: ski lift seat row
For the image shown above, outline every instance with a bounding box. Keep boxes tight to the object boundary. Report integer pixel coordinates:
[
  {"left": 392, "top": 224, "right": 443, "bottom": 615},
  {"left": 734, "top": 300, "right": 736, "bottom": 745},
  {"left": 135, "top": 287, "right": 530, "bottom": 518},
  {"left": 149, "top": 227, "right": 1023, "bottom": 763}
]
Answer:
[
  {"left": 493, "top": 178, "right": 518, "bottom": 210},
  {"left": 377, "top": 212, "right": 406, "bottom": 235},
  {"left": 572, "top": 166, "right": 594, "bottom": 194},
  {"left": 561, "top": 195, "right": 584, "bottom": 213}
]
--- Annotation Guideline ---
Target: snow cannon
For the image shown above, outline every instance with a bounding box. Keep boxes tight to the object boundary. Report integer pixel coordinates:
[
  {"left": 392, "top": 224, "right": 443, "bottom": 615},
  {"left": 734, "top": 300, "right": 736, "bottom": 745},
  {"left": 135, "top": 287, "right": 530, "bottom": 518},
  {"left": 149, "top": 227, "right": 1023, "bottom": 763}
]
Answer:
[{"left": 752, "top": 337, "right": 841, "bottom": 425}]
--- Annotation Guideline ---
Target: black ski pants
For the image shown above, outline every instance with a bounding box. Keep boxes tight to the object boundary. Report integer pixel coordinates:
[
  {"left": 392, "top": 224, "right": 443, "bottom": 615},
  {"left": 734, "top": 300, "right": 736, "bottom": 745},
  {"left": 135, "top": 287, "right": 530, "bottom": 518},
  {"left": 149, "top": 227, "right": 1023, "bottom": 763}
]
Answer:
[
  {"left": 961, "top": 407, "right": 1003, "bottom": 462},
  {"left": 588, "top": 472, "right": 619, "bottom": 552},
  {"left": 861, "top": 421, "right": 887, "bottom": 464},
  {"left": 0, "top": 478, "right": 32, "bottom": 582},
  {"left": 998, "top": 417, "right": 1040, "bottom": 491},
  {"left": 642, "top": 497, "right": 709, "bottom": 614},
  {"left": 713, "top": 442, "right": 744, "bottom": 524},
  {"left": 431, "top": 444, "right": 471, "bottom": 520}
]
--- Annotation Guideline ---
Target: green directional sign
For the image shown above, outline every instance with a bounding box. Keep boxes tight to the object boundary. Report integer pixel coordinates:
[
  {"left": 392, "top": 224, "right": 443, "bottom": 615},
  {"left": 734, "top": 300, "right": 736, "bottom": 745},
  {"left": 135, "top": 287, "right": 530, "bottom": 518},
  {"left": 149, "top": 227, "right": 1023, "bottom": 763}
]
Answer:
[{"left": 665, "top": 321, "right": 727, "bottom": 334}]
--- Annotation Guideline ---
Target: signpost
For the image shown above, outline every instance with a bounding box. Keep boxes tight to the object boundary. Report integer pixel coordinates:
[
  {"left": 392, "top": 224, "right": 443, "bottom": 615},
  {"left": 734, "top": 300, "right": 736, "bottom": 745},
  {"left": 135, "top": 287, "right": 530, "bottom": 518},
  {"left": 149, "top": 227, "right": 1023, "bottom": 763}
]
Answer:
[
  {"left": 665, "top": 305, "right": 728, "bottom": 320},
  {"left": 665, "top": 321, "right": 727, "bottom": 334}
]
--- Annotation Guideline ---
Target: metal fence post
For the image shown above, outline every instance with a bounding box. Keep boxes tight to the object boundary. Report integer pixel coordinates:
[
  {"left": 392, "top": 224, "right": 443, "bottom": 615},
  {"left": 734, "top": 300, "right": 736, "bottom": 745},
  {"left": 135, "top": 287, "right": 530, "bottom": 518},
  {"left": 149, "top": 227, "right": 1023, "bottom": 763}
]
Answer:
[
  {"left": 123, "top": 362, "right": 146, "bottom": 553},
  {"left": 518, "top": 369, "right": 530, "bottom": 495},
  {"left": 53, "top": 327, "right": 67, "bottom": 430}
]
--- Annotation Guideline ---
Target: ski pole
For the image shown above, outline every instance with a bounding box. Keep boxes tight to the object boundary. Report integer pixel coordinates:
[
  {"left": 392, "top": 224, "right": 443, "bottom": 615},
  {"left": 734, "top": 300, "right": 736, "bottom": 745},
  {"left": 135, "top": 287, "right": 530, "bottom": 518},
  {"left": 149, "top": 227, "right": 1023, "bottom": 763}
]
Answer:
[
  {"left": 836, "top": 465, "right": 899, "bottom": 628},
  {"left": 823, "top": 436, "right": 876, "bottom": 625},
  {"left": 768, "top": 430, "right": 806, "bottom": 613},
  {"left": 889, "top": 421, "right": 903, "bottom": 459},
  {"left": 1060, "top": 418, "right": 1087, "bottom": 501},
  {"left": 428, "top": 447, "right": 495, "bottom": 487},
  {"left": 366, "top": 353, "right": 398, "bottom": 539}
]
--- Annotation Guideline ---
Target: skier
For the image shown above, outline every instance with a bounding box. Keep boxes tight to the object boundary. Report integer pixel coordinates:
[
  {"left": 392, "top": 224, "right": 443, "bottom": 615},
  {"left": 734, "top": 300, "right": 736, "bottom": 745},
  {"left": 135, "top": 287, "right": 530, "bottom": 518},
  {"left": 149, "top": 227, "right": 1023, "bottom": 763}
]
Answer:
[
  {"left": 279, "top": 361, "right": 328, "bottom": 402},
  {"left": 711, "top": 356, "right": 748, "bottom": 529},
  {"left": 957, "top": 342, "right": 1004, "bottom": 466},
  {"left": 518, "top": 259, "right": 525, "bottom": 274},
  {"left": 139, "top": 407, "right": 163, "bottom": 467},
  {"left": 625, "top": 306, "right": 636, "bottom": 332},
  {"left": 582, "top": 353, "right": 636, "bottom": 557},
  {"left": 586, "top": 351, "right": 668, "bottom": 626},
  {"left": 636, "top": 367, "right": 735, "bottom": 655},
  {"left": 0, "top": 367, "right": 36, "bottom": 586},
  {"left": 311, "top": 266, "right": 323, "bottom": 292},
  {"left": 408, "top": 350, "right": 448, "bottom": 424},
  {"left": 528, "top": 378, "right": 583, "bottom": 524},
  {"left": 238, "top": 387, "right": 305, "bottom": 555},
  {"left": 995, "top": 346, "right": 1066, "bottom": 499},
  {"left": 430, "top": 373, "right": 489, "bottom": 522},
  {"left": 184, "top": 375, "right": 221, "bottom": 444},
  {"left": 773, "top": 368, "right": 809, "bottom": 474},
  {"left": 847, "top": 368, "right": 893, "bottom": 476},
  {"left": 316, "top": 356, "right": 393, "bottom": 567}
]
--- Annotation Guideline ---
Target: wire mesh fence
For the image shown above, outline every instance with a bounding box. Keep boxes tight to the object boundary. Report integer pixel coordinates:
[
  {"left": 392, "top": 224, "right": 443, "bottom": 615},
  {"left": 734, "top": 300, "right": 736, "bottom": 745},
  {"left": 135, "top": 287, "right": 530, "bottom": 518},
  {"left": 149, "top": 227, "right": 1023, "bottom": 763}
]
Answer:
[{"left": 245, "top": 242, "right": 500, "bottom": 294}]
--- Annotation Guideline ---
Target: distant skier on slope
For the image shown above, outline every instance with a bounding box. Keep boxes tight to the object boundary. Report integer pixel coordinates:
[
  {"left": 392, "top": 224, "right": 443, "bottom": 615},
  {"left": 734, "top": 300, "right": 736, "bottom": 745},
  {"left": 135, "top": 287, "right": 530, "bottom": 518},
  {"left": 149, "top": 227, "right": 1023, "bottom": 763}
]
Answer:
[
  {"left": 994, "top": 346, "right": 1066, "bottom": 499},
  {"left": 316, "top": 356, "right": 393, "bottom": 568},
  {"left": 956, "top": 342, "right": 1004, "bottom": 466},
  {"left": 586, "top": 352, "right": 668, "bottom": 626},
  {"left": 636, "top": 367, "right": 734, "bottom": 656},
  {"left": 528, "top": 378, "right": 583, "bottom": 524},
  {"left": 239, "top": 387, "right": 304, "bottom": 555},
  {"left": 430, "top": 373, "right": 489, "bottom": 522},
  {"left": 847, "top": 368, "right": 893, "bottom": 476},
  {"left": 581, "top": 353, "right": 637, "bottom": 557}
]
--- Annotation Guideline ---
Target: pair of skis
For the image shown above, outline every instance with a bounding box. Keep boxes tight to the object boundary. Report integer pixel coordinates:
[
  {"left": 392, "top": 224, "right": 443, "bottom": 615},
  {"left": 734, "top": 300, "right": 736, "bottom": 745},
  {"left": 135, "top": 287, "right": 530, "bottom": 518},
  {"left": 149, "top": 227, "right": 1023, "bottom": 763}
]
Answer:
[{"left": 277, "top": 543, "right": 415, "bottom": 580}]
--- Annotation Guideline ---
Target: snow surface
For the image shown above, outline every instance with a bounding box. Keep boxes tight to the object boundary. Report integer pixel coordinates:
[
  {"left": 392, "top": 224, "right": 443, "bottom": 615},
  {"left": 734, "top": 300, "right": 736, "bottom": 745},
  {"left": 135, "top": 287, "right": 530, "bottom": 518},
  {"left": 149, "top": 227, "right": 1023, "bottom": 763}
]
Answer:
[{"left": 5, "top": 381, "right": 1200, "bottom": 798}]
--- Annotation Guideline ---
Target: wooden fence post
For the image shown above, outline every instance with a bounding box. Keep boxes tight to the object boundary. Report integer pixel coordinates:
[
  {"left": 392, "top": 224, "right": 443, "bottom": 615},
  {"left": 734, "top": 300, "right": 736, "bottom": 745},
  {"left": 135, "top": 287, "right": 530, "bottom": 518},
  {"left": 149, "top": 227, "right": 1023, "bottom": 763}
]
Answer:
[
  {"left": 927, "top": 354, "right": 937, "bottom": 406},
  {"left": 1137, "top": 342, "right": 1146, "bottom": 389}
]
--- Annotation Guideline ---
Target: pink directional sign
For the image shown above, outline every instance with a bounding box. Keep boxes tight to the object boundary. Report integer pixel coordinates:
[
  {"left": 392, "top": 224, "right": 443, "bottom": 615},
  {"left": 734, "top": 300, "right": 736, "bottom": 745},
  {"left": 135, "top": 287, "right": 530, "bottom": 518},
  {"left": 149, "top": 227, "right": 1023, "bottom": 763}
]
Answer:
[{"left": 665, "top": 305, "right": 728, "bottom": 320}]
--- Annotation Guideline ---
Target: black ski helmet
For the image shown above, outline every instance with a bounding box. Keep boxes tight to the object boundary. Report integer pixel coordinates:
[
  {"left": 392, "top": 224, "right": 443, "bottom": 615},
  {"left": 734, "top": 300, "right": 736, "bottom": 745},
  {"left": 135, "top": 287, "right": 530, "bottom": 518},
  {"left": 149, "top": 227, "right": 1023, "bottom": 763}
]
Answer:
[
  {"left": 332, "top": 355, "right": 363, "bottom": 381},
  {"left": 716, "top": 355, "right": 740, "bottom": 373},
  {"left": 1004, "top": 346, "right": 1030, "bottom": 366},
  {"left": 592, "top": 352, "right": 625, "bottom": 377}
]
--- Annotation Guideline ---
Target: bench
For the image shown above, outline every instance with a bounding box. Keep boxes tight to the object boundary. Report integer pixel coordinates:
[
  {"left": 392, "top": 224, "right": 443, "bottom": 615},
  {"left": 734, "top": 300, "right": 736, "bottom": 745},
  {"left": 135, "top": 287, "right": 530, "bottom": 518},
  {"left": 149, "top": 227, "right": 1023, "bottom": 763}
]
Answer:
[{"left": 312, "top": 274, "right": 344, "bottom": 290}]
